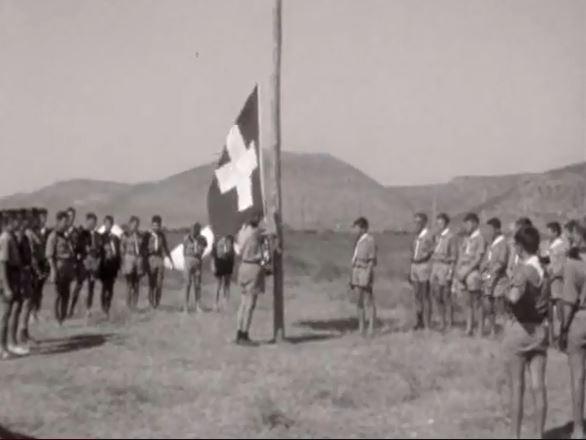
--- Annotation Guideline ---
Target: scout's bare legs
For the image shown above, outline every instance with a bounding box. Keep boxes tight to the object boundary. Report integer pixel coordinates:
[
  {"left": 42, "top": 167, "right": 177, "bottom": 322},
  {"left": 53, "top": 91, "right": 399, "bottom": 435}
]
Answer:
[
  {"left": 443, "top": 285, "right": 454, "bottom": 330},
  {"left": 413, "top": 282, "right": 430, "bottom": 330},
  {"left": 356, "top": 288, "right": 376, "bottom": 337},
  {"left": 100, "top": 277, "right": 115, "bottom": 316},
  {"left": 0, "top": 295, "right": 11, "bottom": 357},
  {"left": 465, "top": 290, "right": 480, "bottom": 336},
  {"left": 126, "top": 274, "right": 139, "bottom": 310},
  {"left": 528, "top": 353, "right": 547, "bottom": 439},
  {"left": 508, "top": 354, "right": 526, "bottom": 439},
  {"left": 216, "top": 276, "right": 231, "bottom": 311},
  {"left": 236, "top": 291, "right": 258, "bottom": 334},
  {"left": 431, "top": 281, "right": 445, "bottom": 330},
  {"left": 480, "top": 295, "right": 495, "bottom": 337},
  {"left": 569, "top": 348, "right": 586, "bottom": 439},
  {"left": 184, "top": 268, "right": 202, "bottom": 313}
]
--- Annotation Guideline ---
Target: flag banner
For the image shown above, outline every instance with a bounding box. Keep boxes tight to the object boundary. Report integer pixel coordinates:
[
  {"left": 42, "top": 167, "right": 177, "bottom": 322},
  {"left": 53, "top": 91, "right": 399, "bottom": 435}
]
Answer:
[
  {"left": 97, "top": 224, "right": 124, "bottom": 238},
  {"left": 207, "top": 86, "right": 264, "bottom": 239},
  {"left": 164, "top": 225, "right": 215, "bottom": 271}
]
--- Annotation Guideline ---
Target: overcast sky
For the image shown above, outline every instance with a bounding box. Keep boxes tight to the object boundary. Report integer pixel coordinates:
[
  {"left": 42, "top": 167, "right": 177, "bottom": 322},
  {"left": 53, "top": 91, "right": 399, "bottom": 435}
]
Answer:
[{"left": 0, "top": 0, "right": 584, "bottom": 197}]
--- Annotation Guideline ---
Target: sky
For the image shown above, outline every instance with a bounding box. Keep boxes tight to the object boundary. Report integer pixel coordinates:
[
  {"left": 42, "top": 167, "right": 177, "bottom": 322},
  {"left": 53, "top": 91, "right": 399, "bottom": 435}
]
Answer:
[{"left": 0, "top": 0, "right": 584, "bottom": 197}]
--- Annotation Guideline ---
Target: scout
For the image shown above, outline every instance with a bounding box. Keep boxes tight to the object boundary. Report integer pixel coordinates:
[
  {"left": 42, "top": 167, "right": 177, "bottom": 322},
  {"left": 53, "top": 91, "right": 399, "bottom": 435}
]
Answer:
[
  {"left": 479, "top": 217, "right": 509, "bottom": 337},
  {"left": 410, "top": 213, "right": 435, "bottom": 330},
  {"left": 46, "top": 211, "right": 76, "bottom": 325},
  {"left": 503, "top": 225, "right": 548, "bottom": 440},
  {"left": 506, "top": 217, "right": 533, "bottom": 279},
  {"left": 31, "top": 208, "right": 51, "bottom": 321},
  {"left": 543, "top": 221, "right": 568, "bottom": 345},
  {"left": 0, "top": 211, "right": 24, "bottom": 359},
  {"left": 65, "top": 207, "right": 82, "bottom": 318},
  {"left": 558, "top": 222, "right": 586, "bottom": 440},
  {"left": 350, "top": 217, "right": 377, "bottom": 337},
  {"left": 212, "top": 235, "right": 236, "bottom": 312},
  {"left": 429, "top": 213, "right": 458, "bottom": 331},
  {"left": 20, "top": 209, "right": 46, "bottom": 344},
  {"left": 145, "top": 215, "right": 174, "bottom": 309},
  {"left": 69, "top": 213, "right": 102, "bottom": 319},
  {"left": 182, "top": 223, "right": 207, "bottom": 314},
  {"left": 120, "top": 216, "right": 144, "bottom": 310},
  {"left": 99, "top": 215, "right": 121, "bottom": 316},
  {"left": 11, "top": 210, "right": 33, "bottom": 352},
  {"left": 455, "top": 213, "right": 486, "bottom": 336},
  {"left": 235, "top": 212, "right": 265, "bottom": 346}
]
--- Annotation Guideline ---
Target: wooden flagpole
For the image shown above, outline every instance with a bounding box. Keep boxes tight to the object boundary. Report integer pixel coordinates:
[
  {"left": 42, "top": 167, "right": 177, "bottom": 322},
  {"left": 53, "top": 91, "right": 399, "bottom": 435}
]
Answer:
[{"left": 268, "top": 0, "right": 285, "bottom": 342}]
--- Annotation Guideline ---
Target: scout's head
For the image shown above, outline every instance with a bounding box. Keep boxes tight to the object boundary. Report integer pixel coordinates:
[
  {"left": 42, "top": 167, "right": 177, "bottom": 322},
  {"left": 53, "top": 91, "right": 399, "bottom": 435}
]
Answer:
[
  {"left": 55, "top": 211, "right": 69, "bottom": 233},
  {"left": 128, "top": 216, "right": 140, "bottom": 233},
  {"left": 86, "top": 212, "right": 97, "bottom": 231},
  {"left": 546, "top": 222, "right": 562, "bottom": 242},
  {"left": 66, "top": 207, "right": 76, "bottom": 228},
  {"left": 18, "top": 209, "right": 29, "bottom": 232},
  {"left": 29, "top": 208, "right": 40, "bottom": 230},
  {"left": 510, "top": 216, "right": 533, "bottom": 235},
  {"left": 191, "top": 222, "right": 201, "bottom": 237},
  {"left": 38, "top": 208, "right": 48, "bottom": 229},
  {"left": 103, "top": 215, "right": 114, "bottom": 234},
  {"left": 2, "top": 211, "right": 16, "bottom": 233},
  {"left": 435, "top": 213, "right": 450, "bottom": 234},
  {"left": 486, "top": 217, "right": 502, "bottom": 243},
  {"left": 353, "top": 216, "right": 369, "bottom": 237},
  {"left": 151, "top": 215, "right": 162, "bottom": 233},
  {"left": 463, "top": 213, "right": 479, "bottom": 236},
  {"left": 514, "top": 225, "right": 540, "bottom": 259},
  {"left": 248, "top": 211, "right": 262, "bottom": 228},
  {"left": 414, "top": 213, "right": 427, "bottom": 234}
]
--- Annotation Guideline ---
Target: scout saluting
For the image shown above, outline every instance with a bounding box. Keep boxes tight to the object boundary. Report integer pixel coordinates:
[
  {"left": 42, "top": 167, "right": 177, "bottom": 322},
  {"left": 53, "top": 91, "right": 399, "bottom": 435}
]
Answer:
[
  {"left": 350, "top": 217, "right": 377, "bottom": 337},
  {"left": 120, "top": 216, "right": 144, "bottom": 310},
  {"left": 479, "top": 217, "right": 509, "bottom": 337},
  {"left": 430, "top": 213, "right": 458, "bottom": 332},
  {"left": 410, "top": 213, "right": 435, "bottom": 331},
  {"left": 145, "top": 215, "right": 174, "bottom": 309}
]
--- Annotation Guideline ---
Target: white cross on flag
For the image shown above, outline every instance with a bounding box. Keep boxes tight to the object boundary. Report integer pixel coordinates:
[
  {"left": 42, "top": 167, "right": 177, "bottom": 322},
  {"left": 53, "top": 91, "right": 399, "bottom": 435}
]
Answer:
[{"left": 207, "top": 86, "right": 264, "bottom": 238}]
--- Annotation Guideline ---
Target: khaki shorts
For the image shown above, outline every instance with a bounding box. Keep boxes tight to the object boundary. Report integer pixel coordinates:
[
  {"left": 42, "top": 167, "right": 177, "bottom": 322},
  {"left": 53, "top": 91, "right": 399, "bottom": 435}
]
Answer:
[
  {"left": 56, "top": 259, "right": 75, "bottom": 284},
  {"left": 502, "top": 320, "right": 548, "bottom": 360},
  {"left": 238, "top": 262, "right": 265, "bottom": 295},
  {"left": 456, "top": 267, "right": 482, "bottom": 292},
  {"left": 549, "top": 278, "right": 564, "bottom": 301},
  {"left": 122, "top": 255, "right": 144, "bottom": 277},
  {"left": 568, "top": 310, "right": 586, "bottom": 354},
  {"left": 482, "top": 274, "right": 508, "bottom": 298},
  {"left": 184, "top": 257, "right": 202, "bottom": 283},
  {"left": 351, "top": 266, "right": 374, "bottom": 290},
  {"left": 430, "top": 262, "right": 452, "bottom": 287},
  {"left": 410, "top": 262, "right": 431, "bottom": 283}
]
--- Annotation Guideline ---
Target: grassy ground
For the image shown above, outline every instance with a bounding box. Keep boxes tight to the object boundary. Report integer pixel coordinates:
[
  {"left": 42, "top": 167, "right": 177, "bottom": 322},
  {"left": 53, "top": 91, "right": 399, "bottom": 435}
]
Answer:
[{"left": 0, "top": 232, "right": 579, "bottom": 439}]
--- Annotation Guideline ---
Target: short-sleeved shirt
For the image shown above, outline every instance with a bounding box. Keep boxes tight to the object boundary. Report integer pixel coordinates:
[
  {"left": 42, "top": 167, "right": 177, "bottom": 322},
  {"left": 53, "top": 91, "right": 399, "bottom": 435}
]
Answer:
[
  {"left": 146, "top": 231, "right": 169, "bottom": 257},
  {"left": 431, "top": 229, "right": 458, "bottom": 265},
  {"left": 458, "top": 229, "right": 486, "bottom": 271},
  {"left": 46, "top": 230, "right": 75, "bottom": 261},
  {"left": 482, "top": 235, "right": 509, "bottom": 278},
  {"left": 510, "top": 256, "right": 548, "bottom": 324},
  {"left": 412, "top": 228, "right": 435, "bottom": 263},
  {"left": 238, "top": 225, "right": 262, "bottom": 263},
  {"left": 561, "top": 258, "right": 586, "bottom": 307},
  {"left": 352, "top": 233, "right": 377, "bottom": 268},
  {"left": 120, "top": 232, "right": 142, "bottom": 257},
  {"left": 547, "top": 237, "right": 568, "bottom": 280},
  {"left": 183, "top": 234, "right": 207, "bottom": 259}
]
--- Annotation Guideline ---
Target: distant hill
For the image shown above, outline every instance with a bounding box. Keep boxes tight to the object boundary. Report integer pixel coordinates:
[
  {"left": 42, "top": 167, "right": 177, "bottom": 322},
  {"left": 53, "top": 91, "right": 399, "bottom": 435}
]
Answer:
[
  {"left": 0, "top": 152, "right": 414, "bottom": 231},
  {"left": 387, "top": 162, "right": 586, "bottom": 226}
]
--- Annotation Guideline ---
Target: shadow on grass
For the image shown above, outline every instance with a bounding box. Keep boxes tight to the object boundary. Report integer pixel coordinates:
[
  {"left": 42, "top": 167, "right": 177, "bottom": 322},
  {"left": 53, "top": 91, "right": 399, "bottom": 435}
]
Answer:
[
  {"left": 294, "top": 318, "right": 359, "bottom": 333},
  {"left": 36, "top": 333, "right": 119, "bottom": 356},
  {"left": 0, "top": 423, "right": 36, "bottom": 439},
  {"left": 544, "top": 420, "right": 586, "bottom": 439}
]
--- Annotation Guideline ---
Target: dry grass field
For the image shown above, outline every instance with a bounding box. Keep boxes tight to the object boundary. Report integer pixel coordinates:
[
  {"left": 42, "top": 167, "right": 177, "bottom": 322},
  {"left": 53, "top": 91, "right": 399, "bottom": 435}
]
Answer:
[{"left": 0, "top": 231, "right": 580, "bottom": 439}]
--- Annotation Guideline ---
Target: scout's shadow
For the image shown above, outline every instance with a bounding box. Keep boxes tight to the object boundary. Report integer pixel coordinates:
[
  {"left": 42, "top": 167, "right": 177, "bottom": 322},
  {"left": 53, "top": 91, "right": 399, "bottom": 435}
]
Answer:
[
  {"left": 544, "top": 420, "right": 586, "bottom": 439},
  {"left": 36, "top": 333, "right": 118, "bottom": 356},
  {"left": 294, "top": 317, "right": 402, "bottom": 334},
  {"left": 0, "top": 424, "right": 37, "bottom": 439}
]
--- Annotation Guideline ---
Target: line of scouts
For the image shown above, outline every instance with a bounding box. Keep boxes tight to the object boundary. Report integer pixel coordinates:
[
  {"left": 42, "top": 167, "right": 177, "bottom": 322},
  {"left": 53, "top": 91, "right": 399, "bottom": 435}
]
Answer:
[{"left": 349, "top": 213, "right": 586, "bottom": 439}]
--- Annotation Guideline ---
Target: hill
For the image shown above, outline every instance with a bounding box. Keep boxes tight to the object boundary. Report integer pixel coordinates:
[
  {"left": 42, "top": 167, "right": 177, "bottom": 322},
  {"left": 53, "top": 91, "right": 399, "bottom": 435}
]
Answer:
[
  {"left": 0, "top": 152, "right": 414, "bottom": 231},
  {"left": 387, "top": 162, "right": 586, "bottom": 226}
]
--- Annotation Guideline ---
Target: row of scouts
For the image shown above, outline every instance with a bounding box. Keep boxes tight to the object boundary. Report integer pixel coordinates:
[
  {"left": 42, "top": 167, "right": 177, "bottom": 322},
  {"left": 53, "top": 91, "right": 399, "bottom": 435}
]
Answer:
[{"left": 349, "top": 213, "right": 586, "bottom": 439}]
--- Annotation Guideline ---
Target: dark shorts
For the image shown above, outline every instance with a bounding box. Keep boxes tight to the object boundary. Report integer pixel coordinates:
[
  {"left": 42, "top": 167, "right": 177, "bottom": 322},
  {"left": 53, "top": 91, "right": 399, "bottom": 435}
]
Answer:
[
  {"left": 100, "top": 258, "right": 120, "bottom": 280},
  {"left": 19, "top": 267, "right": 33, "bottom": 300},
  {"left": 56, "top": 260, "right": 75, "bottom": 284},
  {"left": 568, "top": 310, "right": 586, "bottom": 354},
  {"left": 147, "top": 256, "right": 165, "bottom": 285},
  {"left": 214, "top": 258, "right": 234, "bottom": 278}
]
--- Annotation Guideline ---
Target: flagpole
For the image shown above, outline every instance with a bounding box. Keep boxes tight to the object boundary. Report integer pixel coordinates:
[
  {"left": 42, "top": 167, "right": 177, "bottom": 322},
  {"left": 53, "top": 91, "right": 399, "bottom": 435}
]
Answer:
[{"left": 268, "top": 0, "right": 285, "bottom": 342}]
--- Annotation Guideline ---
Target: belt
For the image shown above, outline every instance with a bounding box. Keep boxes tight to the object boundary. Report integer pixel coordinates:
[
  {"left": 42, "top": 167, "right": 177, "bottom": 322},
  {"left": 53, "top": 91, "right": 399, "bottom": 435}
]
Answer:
[{"left": 242, "top": 260, "right": 261, "bottom": 265}]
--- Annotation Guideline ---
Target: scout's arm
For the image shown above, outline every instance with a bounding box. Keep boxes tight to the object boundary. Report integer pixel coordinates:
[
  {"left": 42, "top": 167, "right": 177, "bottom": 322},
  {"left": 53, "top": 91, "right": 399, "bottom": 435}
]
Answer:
[
  {"left": 45, "top": 232, "right": 57, "bottom": 284},
  {"left": 0, "top": 236, "right": 14, "bottom": 301},
  {"left": 558, "top": 261, "right": 581, "bottom": 351}
]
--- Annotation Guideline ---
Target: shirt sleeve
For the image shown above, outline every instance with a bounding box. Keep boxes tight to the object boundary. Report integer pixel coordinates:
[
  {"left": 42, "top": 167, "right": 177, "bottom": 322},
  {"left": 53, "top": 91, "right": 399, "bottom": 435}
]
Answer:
[
  {"left": 45, "top": 232, "right": 56, "bottom": 260},
  {"left": 562, "top": 259, "right": 584, "bottom": 305},
  {"left": 0, "top": 235, "right": 8, "bottom": 263}
]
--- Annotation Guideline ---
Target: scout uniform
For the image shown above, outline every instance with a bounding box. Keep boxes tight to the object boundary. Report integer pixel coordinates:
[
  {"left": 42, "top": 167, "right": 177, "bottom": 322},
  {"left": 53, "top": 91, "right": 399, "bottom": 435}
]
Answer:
[
  {"left": 563, "top": 249, "right": 586, "bottom": 354},
  {"left": 78, "top": 228, "right": 102, "bottom": 282},
  {"left": 183, "top": 233, "right": 207, "bottom": 283},
  {"left": 455, "top": 229, "right": 486, "bottom": 292},
  {"left": 15, "top": 229, "right": 33, "bottom": 302},
  {"left": 546, "top": 237, "right": 568, "bottom": 301},
  {"left": 99, "top": 231, "right": 121, "bottom": 280},
  {"left": 351, "top": 232, "right": 377, "bottom": 292},
  {"left": 120, "top": 231, "right": 144, "bottom": 277},
  {"left": 410, "top": 228, "right": 435, "bottom": 283},
  {"left": 212, "top": 237, "right": 235, "bottom": 278},
  {"left": 46, "top": 230, "right": 75, "bottom": 284},
  {"left": 146, "top": 230, "right": 170, "bottom": 287},
  {"left": 481, "top": 234, "right": 510, "bottom": 298},
  {"left": 503, "top": 255, "right": 549, "bottom": 359},
  {"left": 237, "top": 224, "right": 265, "bottom": 296},
  {"left": 0, "top": 228, "right": 21, "bottom": 353},
  {"left": 430, "top": 228, "right": 458, "bottom": 287}
]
